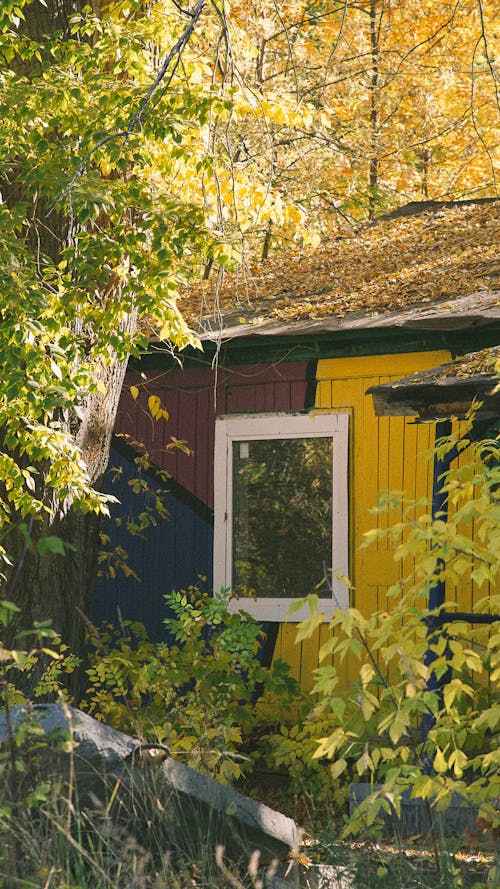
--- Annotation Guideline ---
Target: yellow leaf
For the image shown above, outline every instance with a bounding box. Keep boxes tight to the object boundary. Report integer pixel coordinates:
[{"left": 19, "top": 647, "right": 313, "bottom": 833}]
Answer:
[
  {"left": 307, "top": 232, "right": 321, "bottom": 249},
  {"left": 449, "top": 748, "right": 468, "bottom": 777},
  {"left": 360, "top": 663, "right": 375, "bottom": 687},
  {"left": 130, "top": 385, "right": 139, "bottom": 400},
  {"left": 148, "top": 394, "right": 161, "bottom": 419},
  {"left": 99, "top": 159, "right": 113, "bottom": 176},
  {"left": 434, "top": 748, "right": 448, "bottom": 773},
  {"left": 330, "top": 758, "right": 347, "bottom": 779},
  {"left": 295, "top": 852, "right": 312, "bottom": 868}
]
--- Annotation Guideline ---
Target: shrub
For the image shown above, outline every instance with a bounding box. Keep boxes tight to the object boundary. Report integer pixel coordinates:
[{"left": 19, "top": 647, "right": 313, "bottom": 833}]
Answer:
[
  {"left": 82, "top": 585, "right": 305, "bottom": 783},
  {"left": 291, "top": 424, "right": 500, "bottom": 846},
  {"left": 0, "top": 599, "right": 78, "bottom": 707}
]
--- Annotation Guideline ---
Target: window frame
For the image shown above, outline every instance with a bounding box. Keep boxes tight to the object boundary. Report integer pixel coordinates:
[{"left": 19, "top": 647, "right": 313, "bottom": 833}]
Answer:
[{"left": 214, "top": 412, "right": 349, "bottom": 621}]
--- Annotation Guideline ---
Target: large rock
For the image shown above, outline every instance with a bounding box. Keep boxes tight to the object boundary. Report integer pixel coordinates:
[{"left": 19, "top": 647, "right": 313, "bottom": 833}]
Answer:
[
  {"left": 0, "top": 702, "right": 135, "bottom": 767},
  {"left": 0, "top": 704, "right": 298, "bottom": 864}
]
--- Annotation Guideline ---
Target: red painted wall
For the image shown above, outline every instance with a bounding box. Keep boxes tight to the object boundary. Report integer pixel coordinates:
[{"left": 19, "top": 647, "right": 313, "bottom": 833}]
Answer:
[{"left": 116, "top": 361, "right": 310, "bottom": 508}]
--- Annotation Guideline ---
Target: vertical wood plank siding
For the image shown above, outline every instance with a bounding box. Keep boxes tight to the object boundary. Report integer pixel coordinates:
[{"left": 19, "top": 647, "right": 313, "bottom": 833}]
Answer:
[
  {"left": 273, "top": 351, "right": 451, "bottom": 689},
  {"left": 95, "top": 347, "right": 488, "bottom": 690},
  {"left": 115, "top": 362, "right": 309, "bottom": 510},
  {"left": 94, "top": 362, "right": 308, "bottom": 637},
  {"left": 92, "top": 446, "right": 213, "bottom": 639}
]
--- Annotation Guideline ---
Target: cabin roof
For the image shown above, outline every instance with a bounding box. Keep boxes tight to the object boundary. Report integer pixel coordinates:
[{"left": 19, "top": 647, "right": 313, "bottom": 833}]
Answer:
[
  {"left": 367, "top": 346, "right": 500, "bottom": 420},
  {"left": 181, "top": 200, "right": 500, "bottom": 343}
]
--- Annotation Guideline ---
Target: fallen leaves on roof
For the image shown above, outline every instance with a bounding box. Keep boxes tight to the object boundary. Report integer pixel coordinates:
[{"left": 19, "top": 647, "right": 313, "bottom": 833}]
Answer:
[
  {"left": 436, "top": 346, "right": 500, "bottom": 380},
  {"left": 367, "top": 341, "right": 500, "bottom": 418},
  {"left": 376, "top": 346, "right": 500, "bottom": 391},
  {"left": 182, "top": 201, "right": 500, "bottom": 327},
  {"left": 395, "top": 346, "right": 500, "bottom": 387}
]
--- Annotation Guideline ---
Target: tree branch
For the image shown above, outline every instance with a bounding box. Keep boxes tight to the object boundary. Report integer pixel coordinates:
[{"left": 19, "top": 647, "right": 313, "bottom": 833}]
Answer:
[{"left": 60, "top": 0, "right": 206, "bottom": 203}]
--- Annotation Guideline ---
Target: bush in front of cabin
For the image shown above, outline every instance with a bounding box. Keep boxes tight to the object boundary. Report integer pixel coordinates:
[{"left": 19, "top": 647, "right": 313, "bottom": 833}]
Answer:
[
  {"left": 290, "top": 425, "right": 499, "bottom": 861},
  {"left": 297, "top": 593, "right": 499, "bottom": 823},
  {"left": 82, "top": 585, "right": 307, "bottom": 784}
]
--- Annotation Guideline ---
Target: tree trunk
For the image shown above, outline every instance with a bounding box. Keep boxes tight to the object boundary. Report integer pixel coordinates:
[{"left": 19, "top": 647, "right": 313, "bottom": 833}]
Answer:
[
  {"left": 2, "top": 0, "right": 133, "bottom": 697},
  {"left": 4, "top": 354, "right": 131, "bottom": 699},
  {"left": 13, "top": 510, "right": 101, "bottom": 656}
]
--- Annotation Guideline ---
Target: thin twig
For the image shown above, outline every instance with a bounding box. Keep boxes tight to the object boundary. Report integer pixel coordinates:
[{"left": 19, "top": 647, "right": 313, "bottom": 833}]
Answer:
[
  {"left": 4, "top": 517, "right": 34, "bottom": 599},
  {"left": 470, "top": 32, "right": 498, "bottom": 191},
  {"left": 476, "top": 0, "right": 500, "bottom": 114},
  {"left": 60, "top": 0, "right": 206, "bottom": 204}
]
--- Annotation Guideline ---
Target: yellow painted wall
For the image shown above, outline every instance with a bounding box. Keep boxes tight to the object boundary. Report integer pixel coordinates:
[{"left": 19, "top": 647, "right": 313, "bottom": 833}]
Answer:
[{"left": 274, "top": 350, "right": 454, "bottom": 690}]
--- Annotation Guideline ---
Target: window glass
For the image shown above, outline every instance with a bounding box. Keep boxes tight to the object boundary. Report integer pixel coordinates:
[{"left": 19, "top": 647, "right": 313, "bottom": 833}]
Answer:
[{"left": 232, "top": 437, "right": 333, "bottom": 599}]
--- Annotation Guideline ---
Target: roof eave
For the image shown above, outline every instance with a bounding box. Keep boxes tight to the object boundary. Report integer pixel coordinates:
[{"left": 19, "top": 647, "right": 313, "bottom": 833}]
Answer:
[{"left": 367, "top": 376, "right": 500, "bottom": 420}]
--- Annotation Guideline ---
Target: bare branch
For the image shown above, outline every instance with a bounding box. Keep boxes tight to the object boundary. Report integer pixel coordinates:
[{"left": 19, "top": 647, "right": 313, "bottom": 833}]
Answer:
[
  {"left": 470, "top": 33, "right": 498, "bottom": 192},
  {"left": 476, "top": 0, "right": 500, "bottom": 114}
]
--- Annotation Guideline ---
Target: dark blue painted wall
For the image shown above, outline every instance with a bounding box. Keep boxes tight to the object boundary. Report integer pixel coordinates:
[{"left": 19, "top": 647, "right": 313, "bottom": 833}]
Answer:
[{"left": 91, "top": 445, "right": 213, "bottom": 640}]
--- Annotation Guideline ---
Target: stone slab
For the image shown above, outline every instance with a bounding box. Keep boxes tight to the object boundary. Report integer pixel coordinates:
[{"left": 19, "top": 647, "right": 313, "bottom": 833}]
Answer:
[
  {"left": 0, "top": 704, "right": 298, "bottom": 864},
  {"left": 155, "top": 755, "right": 298, "bottom": 863},
  {"left": 0, "top": 703, "right": 136, "bottom": 768}
]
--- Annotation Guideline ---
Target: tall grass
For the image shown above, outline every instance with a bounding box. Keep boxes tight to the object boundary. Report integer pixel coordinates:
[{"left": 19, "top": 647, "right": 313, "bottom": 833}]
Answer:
[
  {"left": 0, "top": 764, "right": 495, "bottom": 889},
  {"left": 0, "top": 730, "right": 283, "bottom": 889}
]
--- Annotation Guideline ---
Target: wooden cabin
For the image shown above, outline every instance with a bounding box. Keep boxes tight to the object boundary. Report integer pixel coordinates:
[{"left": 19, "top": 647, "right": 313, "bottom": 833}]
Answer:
[{"left": 93, "top": 200, "right": 500, "bottom": 689}]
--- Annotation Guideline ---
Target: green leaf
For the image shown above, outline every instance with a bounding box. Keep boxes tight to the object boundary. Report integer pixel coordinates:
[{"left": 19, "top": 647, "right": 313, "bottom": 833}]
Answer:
[
  {"left": 37, "top": 536, "right": 66, "bottom": 556},
  {"left": 330, "top": 758, "right": 347, "bottom": 779}
]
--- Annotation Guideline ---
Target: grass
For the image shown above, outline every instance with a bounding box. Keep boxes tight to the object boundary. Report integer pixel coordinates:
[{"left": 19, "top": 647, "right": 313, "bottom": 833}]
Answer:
[
  {"left": 0, "top": 736, "right": 285, "bottom": 889},
  {"left": 242, "top": 778, "right": 499, "bottom": 889},
  {"left": 1, "top": 775, "right": 498, "bottom": 889},
  {"left": 307, "top": 835, "right": 498, "bottom": 889},
  {"left": 0, "top": 731, "right": 498, "bottom": 889}
]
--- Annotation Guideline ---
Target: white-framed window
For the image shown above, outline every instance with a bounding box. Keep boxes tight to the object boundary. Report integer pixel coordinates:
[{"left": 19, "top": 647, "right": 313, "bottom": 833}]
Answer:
[{"left": 214, "top": 412, "right": 349, "bottom": 621}]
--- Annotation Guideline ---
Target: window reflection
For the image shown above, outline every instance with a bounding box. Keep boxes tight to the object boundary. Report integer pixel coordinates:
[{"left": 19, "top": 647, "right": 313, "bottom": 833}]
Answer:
[{"left": 232, "top": 437, "right": 333, "bottom": 599}]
